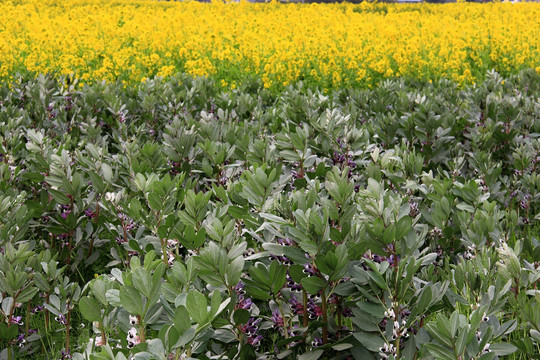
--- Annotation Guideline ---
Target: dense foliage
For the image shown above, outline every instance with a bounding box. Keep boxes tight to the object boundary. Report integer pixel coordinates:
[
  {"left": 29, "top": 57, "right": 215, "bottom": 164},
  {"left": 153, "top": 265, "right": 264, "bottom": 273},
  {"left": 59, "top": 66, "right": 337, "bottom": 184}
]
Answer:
[
  {"left": 0, "top": 70, "right": 538, "bottom": 359},
  {"left": 1, "top": 0, "right": 539, "bottom": 89}
]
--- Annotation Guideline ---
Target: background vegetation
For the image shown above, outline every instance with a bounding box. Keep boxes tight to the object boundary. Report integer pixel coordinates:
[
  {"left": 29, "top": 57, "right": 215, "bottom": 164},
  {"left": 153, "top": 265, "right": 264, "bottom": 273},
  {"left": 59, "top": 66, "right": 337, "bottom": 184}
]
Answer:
[{"left": 0, "top": 0, "right": 539, "bottom": 90}]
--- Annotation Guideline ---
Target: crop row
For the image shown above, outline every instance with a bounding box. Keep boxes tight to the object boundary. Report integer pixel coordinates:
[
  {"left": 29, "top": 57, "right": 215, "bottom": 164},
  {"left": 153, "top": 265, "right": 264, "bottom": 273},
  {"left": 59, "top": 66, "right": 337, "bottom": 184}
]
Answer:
[
  {"left": 1, "top": 0, "right": 539, "bottom": 89},
  {"left": 0, "top": 71, "right": 539, "bottom": 359}
]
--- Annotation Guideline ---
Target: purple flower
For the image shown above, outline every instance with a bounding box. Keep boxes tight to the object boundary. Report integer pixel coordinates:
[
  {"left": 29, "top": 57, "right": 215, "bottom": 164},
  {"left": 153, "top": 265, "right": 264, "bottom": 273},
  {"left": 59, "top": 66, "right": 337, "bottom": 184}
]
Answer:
[
  {"left": 311, "top": 336, "right": 323, "bottom": 348},
  {"left": 408, "top": 200, "right": 419, "bottom": 217},
  {"left": 341, "top": 307, "right": 353, "bottom": 318},
  {"left": 307, "top": 299, "right": 323, "bottom": 319},
  {"left": 55, "top": 314, "right": 67, "bottom": 325},
  {"left": 240, "top": 318, "right": 261, "bottom": 337},
  {"left": 286, "top": 275, "right": 302, "bottom": 292},
  {"left": 235, "top": 282, "right": 246, "bottom": 295},
  {"left": 17, "top": 333, "right": 26, "bottom": 347},
  {"left": 387, "top": 254, "right": 400, "bottom": 267},
  {"left": 235, "top": 282, "right": 253, "bottom": 310},
  {"left": 327, "top": 294, "right": 339, "bottom": 305},
  {"left": 277, "top": 238, "right": 296, "bottom": 246},
  {"left": 10, "top": 316, "right": 23, "bottom": 325},
  {"left": 247, "top": 334, "right": 263, "bottom": 348},
  {"left": 118, "top": 213, "right": 136, "bottom": 231},
  {"left": 31, "top": 305, "right": 44, "bottom": 314},
  {"left": 269, "top": 254, "right": 292, "bottom": 266},
  {"left": 289, "top": 295, "right": 304, "bottom": 315},
  {"left": 84, "top": 209, "right": 96, "bottom": 219},
  {"left": 270, "top": 309, "right": 283, "bottom": 328},
  {"left": 303, "top": 264, "right": 317, "bottom": 277},
  {"left": 118, "top": 112, "right": 126, "bottom": 123},
  {"left": 243, "top": 248, "right": 255, "bottom": 257},
  {"left": 238, "top": 297, "right": 253, "bottom": 310}
]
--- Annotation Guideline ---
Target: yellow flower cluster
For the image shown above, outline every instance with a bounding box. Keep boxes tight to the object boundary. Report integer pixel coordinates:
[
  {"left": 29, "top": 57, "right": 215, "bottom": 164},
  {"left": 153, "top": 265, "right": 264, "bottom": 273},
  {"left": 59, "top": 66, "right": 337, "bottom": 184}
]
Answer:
[{"left": 0, "top": 0, "right": 538, "bottom": 89}]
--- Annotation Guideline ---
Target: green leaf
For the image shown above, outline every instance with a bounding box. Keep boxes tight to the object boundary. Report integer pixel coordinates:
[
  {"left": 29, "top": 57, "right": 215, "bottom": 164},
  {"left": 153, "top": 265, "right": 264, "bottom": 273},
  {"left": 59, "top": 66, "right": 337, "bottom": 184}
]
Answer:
[
  {"left": 382, "top": 224, "right": 396, "bottom": 244},
  {"left": 248, "top": 264, "right": 270, "bottom": 288},
  {"left": 48, "top": 189, "right": 71, "bottom": 205},
  {"left": 423, "top": 343, "right": 456, "bottom": 360},
  {"left": 331, "top": 343, "right": 353, "bottom": 351},
  {"left": 366, "top": 269, "right": 387, "bottom": 290},
  {"left": 119, "top": 285, "right": 145, "bottom": 316},
  {"left": 449, "top": 311, "right": 460, "bottom": 338},
  {"left": 299, "top": 240, "right": 319, "bottom": 255},
  {"left": 2, "top": 297, "right": 14, "bottom": 316},
  {"left": 297, "top": 350, "right": 324, "bottom": 360},
  {"left": 132, "top": 267, "right": 152, "bottom": 299},
  {"left": 129, "top": 198, "right": 143, "bottom": 220},
  {"left": 88, "top": 171, "right": 105, "bottom": 193},
  {"left": 22, "top": 172, "right": 45, "bottom": 183},
  {"left": 226, "top": 256, "right": 244, "bottom": 287},
  {"left": 159, "top": 325, "right": 179, "bottom": 352},
  {"left": 147, "top": 192, "right": 162, "bottom": 211},
  {"left": 102, "top": 163, "right": 113, "bottom": 183},
  {"left": 0, "top": 323, "right": 6, "bottom": 338},
  {"left": 17, "top": 286, "right": 38, "bottom": 303},
  {"left": 244, "top": 283, "right": 272, "bottom": 300},
  {"left": 175, "top": 327, "right": 196, "bottom": 348},
  {"left": 395, "top": 216, "right": 412, "bottom": 240},
  {"left": 233, "top": 309, "right": 251, "bottom": 325},
  {"left": 173, "top": 306, "right": 191, "bottom": 333},
  {"left": 530, "top": 329, "right": 540, "bottom": 343},
  {"left": 269, "top": 260, "right": 287, "bottom": 295},
  {"left": 489, "top": 343, "right": 517, "bottom": 356},
  {"left": 262, "top": 244, "right": 309, "bottom": 265},
  {"left": 209, "top": 290, "right": 221, "bottom": 318},
  {"left": 186, "top": 290, "right": 207, "bottom": 324},
  {"left": 5, "top": 325, "right": 18, "bottom": 340},
  {"left": 416, "top": 285, "right": 432, "bottom": 314},
  {"left": 456, "top": 203, "right": 475, "bottom": 213},
  {"left": 301, "top": 277, "right": 326, "bottom": 295},
  {"left": 79, "top": 296, "right": 102, "bottom": 322},
  {"left": 352, "top": 332, "right": 384, "bottom": 352}
]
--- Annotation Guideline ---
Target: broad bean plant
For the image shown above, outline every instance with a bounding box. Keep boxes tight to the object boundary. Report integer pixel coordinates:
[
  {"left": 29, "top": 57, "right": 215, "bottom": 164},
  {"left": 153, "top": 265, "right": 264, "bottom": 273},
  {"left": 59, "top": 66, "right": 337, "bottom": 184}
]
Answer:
[{"left": 0, "top": 70, "right": 539, "bottom": 359}]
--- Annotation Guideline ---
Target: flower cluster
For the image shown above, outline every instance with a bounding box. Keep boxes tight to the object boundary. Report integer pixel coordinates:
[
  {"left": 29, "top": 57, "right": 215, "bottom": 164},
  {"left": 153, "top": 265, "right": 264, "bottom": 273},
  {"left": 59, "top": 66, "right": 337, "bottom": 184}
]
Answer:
[
  {"left": 118, "top": 213, "right": 137, "bottom": 232},
  {"left": 127, "top": 327, "right": 141, "bottom": 349},
  {"left": 3, "top": 1, "right": 538, "bottom": 88},
  {"left": 379, "top": 342, "right": 397, "bottom": 359},
  {"left": 240, "top": 318, "right": 263, "bottom": 348},
  {"left": 235, "top": 282, "right": 253, "bottom": 311}
]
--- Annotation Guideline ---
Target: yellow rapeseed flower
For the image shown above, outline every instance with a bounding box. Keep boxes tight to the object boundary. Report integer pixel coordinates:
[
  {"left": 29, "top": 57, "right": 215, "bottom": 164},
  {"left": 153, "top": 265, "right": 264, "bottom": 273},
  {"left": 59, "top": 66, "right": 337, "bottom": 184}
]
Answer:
[{"left": 0, "top": 0, "right": 537, "bottom": 89}]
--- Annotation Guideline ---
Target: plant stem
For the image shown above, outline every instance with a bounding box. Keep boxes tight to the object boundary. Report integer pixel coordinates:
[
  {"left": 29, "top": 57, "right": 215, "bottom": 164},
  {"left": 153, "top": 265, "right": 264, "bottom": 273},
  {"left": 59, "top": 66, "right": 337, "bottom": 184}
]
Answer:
[
  {"left": 45, "top": 293, "right": 50, "bottom": 332},
  {"left": 66, "top": 308, "right": 71, "bottom": 356},
  {"left": 337, "top": 302, "right": 342, "bottom": 340},
  {"left": 26, "top": 302, "right": 30, "bottom": 335},
  {"left": 100, "top": 316, "right": 107, "bottom": 346},
  {"left": 278, "top": 300, "right": 289, "bottom": 340},
  {"left": 87, "top": 201, "right": 100, "bottom": 259},
  {"left": 302, "top": 290, "right": 308, "bottom": 328},
  {"left": 321, "top": 291, "right": 328, "bottom": 344},
  {"left": 138, "top": 316, "right": 146, "bottom": 343}
]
